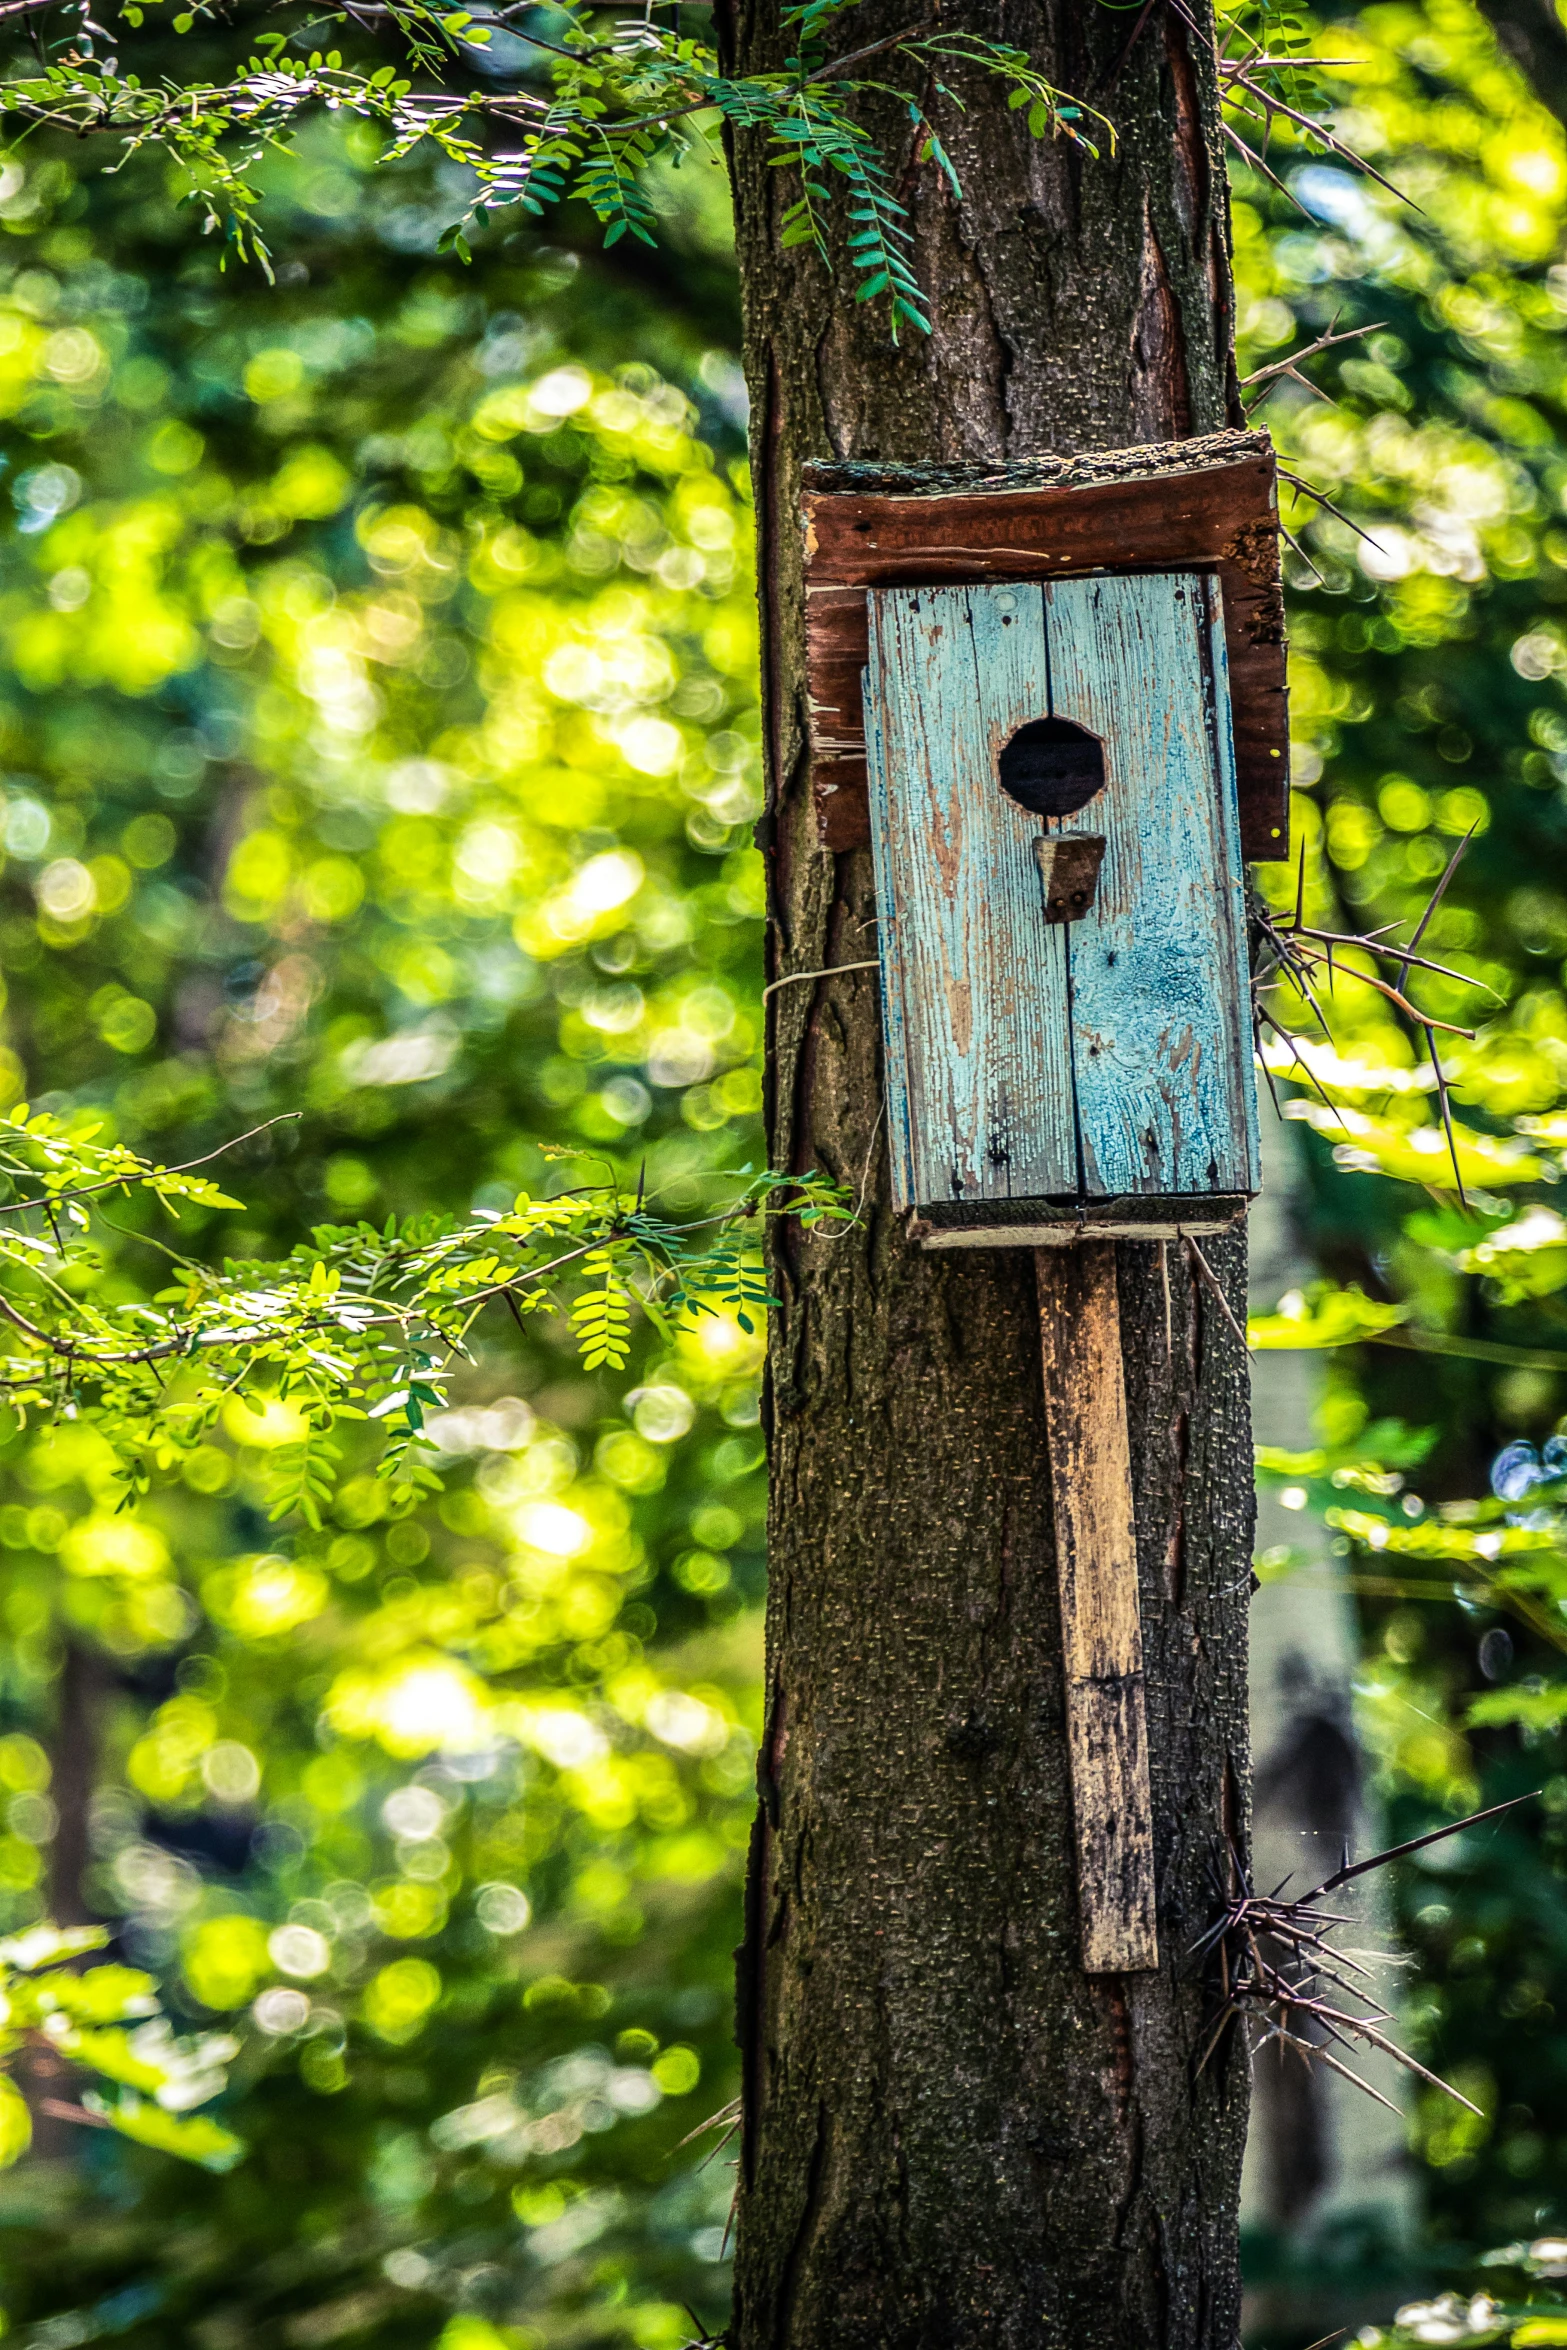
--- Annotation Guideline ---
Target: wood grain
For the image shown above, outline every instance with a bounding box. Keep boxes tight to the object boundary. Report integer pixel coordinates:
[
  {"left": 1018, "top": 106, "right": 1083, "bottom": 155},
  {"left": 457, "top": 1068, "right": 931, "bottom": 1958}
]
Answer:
[
  {"left": 865, "top": 584, "right": 1077, "bottom": 1207},
  {"left": 863, "top": 573, "right": 1260, "bottom": 1215},
  {"left": 1035, "top": 1242, "right": 1158, "bottom": 1976},
  {"left": 1045, "top": 573, "right": 1261, "bottom": 1200},
  {"left": 803, "top": 437, "right": 1289, "bottom": 861}
]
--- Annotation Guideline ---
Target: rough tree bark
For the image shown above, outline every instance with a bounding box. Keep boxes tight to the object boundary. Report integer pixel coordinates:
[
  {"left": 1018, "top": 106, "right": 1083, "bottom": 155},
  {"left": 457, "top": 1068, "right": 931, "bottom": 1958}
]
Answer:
[{"left": 716, "top": 6, "right": 1258, "bottom": 2346}]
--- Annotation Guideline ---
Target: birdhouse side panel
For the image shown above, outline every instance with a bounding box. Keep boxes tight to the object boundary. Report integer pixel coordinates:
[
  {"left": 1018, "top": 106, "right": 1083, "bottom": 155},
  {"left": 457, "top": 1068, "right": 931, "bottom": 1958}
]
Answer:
[
  {"left": 1044, "top": 574, "right": 1259, "bottom": 1199},
  {"left": 861, "top": 684, "right": 919, "bottom": 1209},
  {"left": 865, "top": 586, "right": 1077, "bottom": 1211},
  {"left": 1204, "top": 584, "right": 1265, "bottom": 1196}
]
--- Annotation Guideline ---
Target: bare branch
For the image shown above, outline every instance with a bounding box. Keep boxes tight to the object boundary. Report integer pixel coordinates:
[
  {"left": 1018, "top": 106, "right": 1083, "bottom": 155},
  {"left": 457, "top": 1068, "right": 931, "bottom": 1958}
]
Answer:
[
  {"left": 1303, "top": 1788, "right": 1541, "bottom": 1902},
  {"left": 1277, "top": 466, "right": 1385, "bottom": 550},
  {"left": 1240, "top": 317, "right": 1384, "bottom": 389}
]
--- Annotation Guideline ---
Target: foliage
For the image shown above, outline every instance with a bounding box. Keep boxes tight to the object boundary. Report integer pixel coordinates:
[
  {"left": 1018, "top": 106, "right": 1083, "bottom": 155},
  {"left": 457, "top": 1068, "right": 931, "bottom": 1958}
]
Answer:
[
  {"left": 8, "top": 0, "right": 1567, "bottom": 2343},
  {"left": 0, "top": 1920, "right": 242, "bottom": 2171},
  {"left": 0, "top": 0, "right": 1109, "bottom": 338},
  {"left": 0, "top": 105, "right": 782, "bottom": 2347},
  {"left": 1364, "top": 2233, "right": 1567, "bottom": 2346},
  {"left": 0, "top": 1101, "right": 844, "bottom": 1518},
  {"left": 1229, "top": 0, "right": 1567, "bottom": 2307}
]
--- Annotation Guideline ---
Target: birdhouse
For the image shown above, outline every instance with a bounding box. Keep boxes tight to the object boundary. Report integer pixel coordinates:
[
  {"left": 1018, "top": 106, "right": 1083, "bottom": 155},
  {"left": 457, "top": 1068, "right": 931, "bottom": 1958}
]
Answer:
[{"left": 803, "top": 431, "right": 1290, "bottom": 1249}]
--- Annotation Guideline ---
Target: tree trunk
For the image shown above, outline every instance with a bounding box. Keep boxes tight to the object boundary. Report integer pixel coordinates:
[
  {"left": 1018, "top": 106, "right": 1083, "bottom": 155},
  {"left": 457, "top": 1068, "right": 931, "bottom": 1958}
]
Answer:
[
  {"left": 719, "top": 7, "right": 1258, "bottom": 2345},
  {"left": 49, "top": 1637, "right": 104, "bottom": 1929}
]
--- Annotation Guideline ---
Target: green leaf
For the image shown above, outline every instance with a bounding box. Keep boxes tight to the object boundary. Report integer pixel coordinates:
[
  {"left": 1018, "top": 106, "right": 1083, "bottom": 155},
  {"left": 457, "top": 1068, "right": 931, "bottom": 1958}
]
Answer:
[
  {"left": 0, "top": 1925, "right": 110, "bottom": 1971},
  {"left": 1247, "top": 1285, "right": 1410, "bottom": 1351},
  {"left": 0, "top": 2076, "right": 30, "bottom": 2169},
  {"left": 89, "top": 2093, "right": 246, "bottom": 2172}
]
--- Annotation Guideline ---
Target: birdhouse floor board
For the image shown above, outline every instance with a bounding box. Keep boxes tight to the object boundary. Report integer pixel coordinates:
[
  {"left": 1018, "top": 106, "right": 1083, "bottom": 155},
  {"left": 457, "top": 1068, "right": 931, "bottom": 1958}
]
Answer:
[
  {"left": 864, "top": 574, "right": 1261, "bottom": 1215},
  {"left": 1035, "top": 1242, "right": 1158, "bottom": 1975},
  {"left": 922, "top": 1218, "right": 1241, "bottom": 1248},
  {"left": 803, "top": 431, "right": 1289, "bottom": 861}
]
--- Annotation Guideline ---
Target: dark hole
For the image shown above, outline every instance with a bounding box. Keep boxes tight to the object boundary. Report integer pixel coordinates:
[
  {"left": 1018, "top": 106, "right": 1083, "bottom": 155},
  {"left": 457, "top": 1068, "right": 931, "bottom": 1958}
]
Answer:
[{"left": 997, "top": 715, "right": 1105, "bottom": 819}]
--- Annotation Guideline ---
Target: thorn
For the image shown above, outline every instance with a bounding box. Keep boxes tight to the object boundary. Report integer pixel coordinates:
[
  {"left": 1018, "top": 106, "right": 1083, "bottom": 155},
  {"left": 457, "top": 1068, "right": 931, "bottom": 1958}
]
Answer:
[{"left": 1304, "top": 1788, "right": 1542, "bottom": 1901}]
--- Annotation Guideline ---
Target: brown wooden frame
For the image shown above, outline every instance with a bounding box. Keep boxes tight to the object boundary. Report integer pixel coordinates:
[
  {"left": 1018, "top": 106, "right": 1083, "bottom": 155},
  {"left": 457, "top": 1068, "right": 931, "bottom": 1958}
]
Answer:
[{"left": 802, "top": 428, "right": 1290, "bottom": 864}]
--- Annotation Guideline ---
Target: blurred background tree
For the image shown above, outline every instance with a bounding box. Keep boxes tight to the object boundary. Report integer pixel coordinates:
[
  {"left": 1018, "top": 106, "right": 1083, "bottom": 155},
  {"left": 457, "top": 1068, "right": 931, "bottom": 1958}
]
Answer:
[{"left": 7, "top": 2, "right": 1567, "bottom": 2347}]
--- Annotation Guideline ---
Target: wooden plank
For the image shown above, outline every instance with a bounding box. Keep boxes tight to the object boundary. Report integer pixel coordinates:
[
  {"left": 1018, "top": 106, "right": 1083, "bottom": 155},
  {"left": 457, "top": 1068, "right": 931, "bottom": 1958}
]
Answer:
[
  {"left": 864, "top": 585, "right": 1078, "bottom": 1209},
  {"left": 1205, "top": 576, "right": 1267, "bottom": 1192},
  {"left": 1035, "top": 1243, "right": 1158, "bottom": 1976},
  {"left": 803, "top": 426, "right": 1276, "bottom": 512},
  {"left": 1044, "top": 574, "right": 1261, "bottom": 1200},
  {"left": 922, "top": 1214, "right": 1242, "bottom": 1247},
  {"left": 802, "top": 436, "right": 1289, "bottom": 861},
  {"left": 805, "top": 453, "right": 1278, "bottom": 583}
]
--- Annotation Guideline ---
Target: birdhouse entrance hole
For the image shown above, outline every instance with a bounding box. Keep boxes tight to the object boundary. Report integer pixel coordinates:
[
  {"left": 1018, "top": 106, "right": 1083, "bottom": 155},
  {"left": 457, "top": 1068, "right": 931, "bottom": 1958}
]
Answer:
[{"left": 997, "top": 716, "right": 1105, "bottom": 820}]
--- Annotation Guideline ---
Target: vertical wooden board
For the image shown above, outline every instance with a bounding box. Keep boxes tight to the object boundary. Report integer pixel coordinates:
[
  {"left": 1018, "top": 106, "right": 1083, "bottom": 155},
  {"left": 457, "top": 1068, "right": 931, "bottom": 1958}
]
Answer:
[
  {"left": 862, "top": 680, "right": 920, "bottom": 1209},
  {"left": 865, "top": 586, "right": 1076, "bottom": 1209},
  {"left": 1036, "top": 1244, "right": 1158, "bottom": 1974},
  {"left": 1203, "top": 579, "right": 1264, "bottom": 1195},
  {"left": 1045, "top": 573, "right": 1257, "bottom": 1198}
]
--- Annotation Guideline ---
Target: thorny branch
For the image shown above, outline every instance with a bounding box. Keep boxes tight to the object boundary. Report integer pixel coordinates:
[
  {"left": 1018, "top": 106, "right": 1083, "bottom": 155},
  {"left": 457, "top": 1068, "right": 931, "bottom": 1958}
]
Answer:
[
  {"left": 1250, "top": 831, "right": 1497, "bottom": 1204},
  {"left": 1240, "top": 314, "right": 1384, "bottom": 410},
  {"left": 1168, "top": 0, "right": 1414, "bottom": 212},
  {"left": 1197, "top": 1793, "right": 1541, "bottom": 2115}
]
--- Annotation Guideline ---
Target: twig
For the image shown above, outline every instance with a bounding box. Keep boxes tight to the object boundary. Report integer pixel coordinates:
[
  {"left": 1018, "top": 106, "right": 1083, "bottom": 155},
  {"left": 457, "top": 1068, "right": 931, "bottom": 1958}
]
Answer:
[
  {"left": 1240, "top": 317, "right": 1383, "bottom": 389},
  {"left": 1302, "top": 1788, "right": 1541, "bottom": 1901},
  {"left": 0, "top": 1114, "right": 299, "bottom": 1222},
  {"left": 1180, "top": 1232, "right": 1250, "bottom": 1355},
  {"left": 761, "top": 959, "right": 879, "bottom": 1002},
  {"left": 1277, "top": 467, "right": 1383, "bottom": 550},
  {"left": 1217, "top": 54, "right": 1415, "bottom": 212},
  {"left": 1251, "top": 843, "right": 1494, "bottom": 1198},
  {"left": 1278, "top": 521, "right": 1327, "bottom": 587},
  {"left": 1220, "top": 117, "right": 1306, "bottom": 213},
  {"left": 807, "top": 20, "right": 935, "bottom": 80},
  {"left": 1245, "top": 362, "right": 1335, "bottom": 411}
]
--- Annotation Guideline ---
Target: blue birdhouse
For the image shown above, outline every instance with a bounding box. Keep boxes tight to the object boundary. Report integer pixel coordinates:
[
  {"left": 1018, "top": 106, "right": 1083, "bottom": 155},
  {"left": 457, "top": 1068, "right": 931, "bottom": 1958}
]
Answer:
[{"left": 861, "top": 571, "right": 1260, "bottom": 1246}]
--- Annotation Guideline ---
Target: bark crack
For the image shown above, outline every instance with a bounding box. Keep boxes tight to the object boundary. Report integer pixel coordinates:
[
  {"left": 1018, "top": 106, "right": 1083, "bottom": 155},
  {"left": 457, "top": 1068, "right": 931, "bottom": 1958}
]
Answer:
[
  {"left": 1129, "top": 200, "right": 1193, "bottom": 443},
  {"left": 771, "top": 2101, "right": 831, "bottom": 2350}
]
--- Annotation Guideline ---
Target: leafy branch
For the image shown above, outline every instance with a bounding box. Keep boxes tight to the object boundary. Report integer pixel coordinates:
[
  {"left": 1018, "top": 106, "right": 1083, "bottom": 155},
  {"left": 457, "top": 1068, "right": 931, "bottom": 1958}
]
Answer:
[
  {"left": 0, "top": 1923, "right": 244, "bottom": 2173},
  {"left": 0, "top": 1104, "right": 852, "bottom": 1516},
  {"left": 0, "top": 0, "right": 1112, "bottom": 331}
]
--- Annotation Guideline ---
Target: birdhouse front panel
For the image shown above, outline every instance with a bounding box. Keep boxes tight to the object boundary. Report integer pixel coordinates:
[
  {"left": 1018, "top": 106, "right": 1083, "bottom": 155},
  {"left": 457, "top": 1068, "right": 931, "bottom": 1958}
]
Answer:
[{"left": 864, "top": 572, "right": 1260, "bottom": 1230}]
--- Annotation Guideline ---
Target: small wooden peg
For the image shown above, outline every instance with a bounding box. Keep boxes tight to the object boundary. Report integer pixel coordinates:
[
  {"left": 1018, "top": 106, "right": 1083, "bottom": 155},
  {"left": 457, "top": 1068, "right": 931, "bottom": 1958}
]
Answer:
[
  {"left": 1032, "top": 832, "right": 1106, "bottom": 924},
  {"left": 1035, "top": 1242, "right": 1159, "bottom": 1974}
]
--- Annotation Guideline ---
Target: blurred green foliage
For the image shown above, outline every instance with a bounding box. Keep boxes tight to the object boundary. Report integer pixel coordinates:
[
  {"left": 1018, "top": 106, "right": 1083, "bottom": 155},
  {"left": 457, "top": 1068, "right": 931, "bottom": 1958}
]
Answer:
[{"left": 0, "top": 100, "right": 771, "bottom": 2350}]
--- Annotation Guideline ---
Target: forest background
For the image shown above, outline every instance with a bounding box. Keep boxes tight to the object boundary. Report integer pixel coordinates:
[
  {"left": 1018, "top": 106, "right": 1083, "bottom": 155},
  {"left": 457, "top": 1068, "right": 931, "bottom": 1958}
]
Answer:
[{"left": 0, "top": 0, "right": 1565, "bottom": 2344}]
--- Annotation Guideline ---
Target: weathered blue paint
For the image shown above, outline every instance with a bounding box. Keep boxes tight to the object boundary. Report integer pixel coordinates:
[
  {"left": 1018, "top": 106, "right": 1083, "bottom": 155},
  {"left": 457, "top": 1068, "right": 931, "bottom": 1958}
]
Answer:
[
  {"left": 863, "top": 572, "right": 1259, "bottom": 1217},
  {"left": 865, "top": 585, "right": 1076, "bottom": 1208},
  {"left": 1206, "top": 580, "right": 1265, "bottom": 1190}
]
